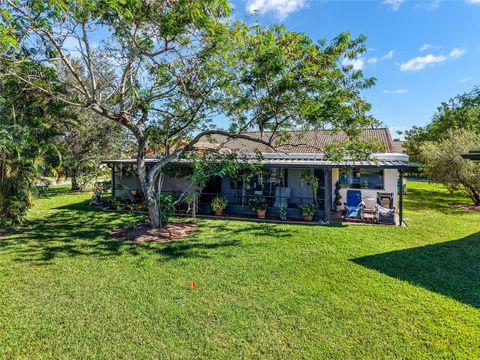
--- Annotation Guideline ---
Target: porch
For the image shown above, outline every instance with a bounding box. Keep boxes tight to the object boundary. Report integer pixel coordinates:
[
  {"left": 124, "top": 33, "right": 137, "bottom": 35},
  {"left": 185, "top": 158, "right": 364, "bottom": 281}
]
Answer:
[{"left": 102, "top": 156, "right": 413, "bottom": 226}]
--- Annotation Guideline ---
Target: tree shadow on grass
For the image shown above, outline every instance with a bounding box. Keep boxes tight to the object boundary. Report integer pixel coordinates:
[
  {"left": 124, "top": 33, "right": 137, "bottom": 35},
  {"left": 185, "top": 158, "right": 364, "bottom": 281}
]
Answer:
[
  {"left": 0, "top": 199, "right": 294, "bottom": 265},
  {"left": 352, "top": 231, "right": 480, "bottom": 308},
  {"left": 36, "top": 186, "right": 73, "bottom": 198}
]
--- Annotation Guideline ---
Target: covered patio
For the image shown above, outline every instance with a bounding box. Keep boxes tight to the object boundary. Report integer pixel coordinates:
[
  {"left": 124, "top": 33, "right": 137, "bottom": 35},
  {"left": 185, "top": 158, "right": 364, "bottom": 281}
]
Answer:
[{"left": 102, "top": 153, "right": 418, "bottom": 226}]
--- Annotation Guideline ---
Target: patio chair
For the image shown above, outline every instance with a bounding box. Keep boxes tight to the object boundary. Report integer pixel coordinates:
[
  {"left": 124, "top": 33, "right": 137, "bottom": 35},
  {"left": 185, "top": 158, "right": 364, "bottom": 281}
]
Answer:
[
  {"left": 376, "top": 192, "right": 396, "bottom": 224},
  {"left": 342, "top": 190, "right": 363, "bottom": 220},
  {"left": 361, "top": 197, "right": 377, "bottom": 223}
]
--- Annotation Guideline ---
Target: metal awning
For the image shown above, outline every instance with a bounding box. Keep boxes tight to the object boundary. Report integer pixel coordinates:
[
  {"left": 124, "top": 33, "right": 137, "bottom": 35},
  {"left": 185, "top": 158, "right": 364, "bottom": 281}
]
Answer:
[
  {"left": 101, "top": 157, "right": 422, "bottom": 169},
  {"left": 462, "top": 151, "right": 480, "bottom": 160}
]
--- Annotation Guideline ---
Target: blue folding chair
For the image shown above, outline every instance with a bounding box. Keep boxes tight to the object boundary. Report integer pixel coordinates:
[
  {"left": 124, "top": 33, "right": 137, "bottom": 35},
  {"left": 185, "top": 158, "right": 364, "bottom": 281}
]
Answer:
[{"left": 342, "top": 190, "right": 363, "bottom": 220}]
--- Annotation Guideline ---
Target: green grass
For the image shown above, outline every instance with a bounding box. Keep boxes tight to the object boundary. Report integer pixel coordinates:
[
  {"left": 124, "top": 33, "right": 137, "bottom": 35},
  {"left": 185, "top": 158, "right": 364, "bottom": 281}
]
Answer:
[{"left": 1, "top": 182, "right": 480, "bottom": 358}]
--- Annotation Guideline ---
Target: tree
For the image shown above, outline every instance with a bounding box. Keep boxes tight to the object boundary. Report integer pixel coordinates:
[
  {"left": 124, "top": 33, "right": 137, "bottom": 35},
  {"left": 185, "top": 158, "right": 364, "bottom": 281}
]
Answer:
[
  {"left": 58, "top": 110, "right": 126, "bottom": 191},
  {"left": 404, "top": 86, "right": 480, "bottom": 160},
  {"left": 0, "top": 64, "right": 66, "bottom": 228},
  {"left": 418, "top": 129, "right": 480, "bottom": 205},
  {"left": 2, "top": 0, "right": 376, "bottom": 228}
]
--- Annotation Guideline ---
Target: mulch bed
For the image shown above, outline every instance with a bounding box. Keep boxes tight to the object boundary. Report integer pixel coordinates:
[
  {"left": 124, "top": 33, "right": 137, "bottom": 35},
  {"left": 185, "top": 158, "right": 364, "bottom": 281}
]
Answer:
[
  {"left": 451, "top": 204, "right": 480, "bottom": 212},
  {"left": 111, "top": 221, "right": 198, "bottom": 243}
]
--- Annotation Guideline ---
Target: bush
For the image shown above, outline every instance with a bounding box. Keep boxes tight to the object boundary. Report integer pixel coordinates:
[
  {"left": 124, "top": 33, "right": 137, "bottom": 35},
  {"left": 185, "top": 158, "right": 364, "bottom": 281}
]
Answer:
[
  {"left": 419, "top": 129, "right": 480, "bottom": 205},
  {"left": 158, "top": 193, "right": 175, "bottom": 224}
]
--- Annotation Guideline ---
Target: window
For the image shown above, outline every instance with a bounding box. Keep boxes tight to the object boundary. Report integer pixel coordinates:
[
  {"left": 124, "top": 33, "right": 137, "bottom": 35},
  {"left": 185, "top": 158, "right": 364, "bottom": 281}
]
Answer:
[
  {"left": 230, "top": 169, "right": 288, "bottom": 191},
  {"left": 339, "top": 168, "right": 384, "bottom": 190}
]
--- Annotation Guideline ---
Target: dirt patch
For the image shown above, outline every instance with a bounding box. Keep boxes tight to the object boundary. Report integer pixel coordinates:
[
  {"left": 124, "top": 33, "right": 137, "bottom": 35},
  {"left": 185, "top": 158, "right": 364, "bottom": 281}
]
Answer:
[
  {"left": 451, "top": 204, "right": 480, "bottom": 212},
  {"left": 111, "top": 221, "right": 198, "bottom": 243}
]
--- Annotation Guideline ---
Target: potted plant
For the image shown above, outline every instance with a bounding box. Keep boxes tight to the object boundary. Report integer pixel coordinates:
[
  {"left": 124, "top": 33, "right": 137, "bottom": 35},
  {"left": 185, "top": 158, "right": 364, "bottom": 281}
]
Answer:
[
  {"left": 211, "top": 196, "right": 228, "bottom": 216},
  {"left": 300, "top": 204, "right": 316, "bottom": 222},
  {"left": 278, "top": 203, "right": 288, "bottom": 221},
  {"left": 249, "top": 195, "right": 267, "bottom": 219}
]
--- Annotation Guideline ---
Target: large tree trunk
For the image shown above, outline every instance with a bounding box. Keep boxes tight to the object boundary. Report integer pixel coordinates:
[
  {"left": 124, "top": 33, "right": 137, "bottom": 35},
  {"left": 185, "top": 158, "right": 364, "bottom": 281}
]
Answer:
[
  {"left": 71, "top": 175, "right": 80, "bottom": 191},
  {"left": 463, "top": 182, "right": 480, "bottom": 206},
  {"left": 136, "top": 135, "right": 162, "bottom": 228}
]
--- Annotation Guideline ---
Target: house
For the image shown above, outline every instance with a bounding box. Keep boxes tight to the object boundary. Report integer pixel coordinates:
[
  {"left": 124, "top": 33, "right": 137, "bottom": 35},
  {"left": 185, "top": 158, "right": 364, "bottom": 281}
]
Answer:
[{"left": 102, "top": 128, "right": 419, "bottom": 225}]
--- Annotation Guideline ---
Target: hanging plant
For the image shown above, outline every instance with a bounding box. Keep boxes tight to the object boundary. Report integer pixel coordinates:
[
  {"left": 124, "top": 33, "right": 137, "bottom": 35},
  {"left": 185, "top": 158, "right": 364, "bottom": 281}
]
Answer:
[
  {"left": 334, "top": 180, "right": 342, "bottom": 211},
  {"left": 301, "top": 169, "right": 319, "bottom": 200}
]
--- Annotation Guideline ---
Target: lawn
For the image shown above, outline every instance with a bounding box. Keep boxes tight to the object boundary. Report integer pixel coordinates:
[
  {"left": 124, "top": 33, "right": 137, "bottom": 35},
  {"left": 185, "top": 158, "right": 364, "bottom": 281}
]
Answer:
[{"left": 1, "top": 182, "right": 480, "bottom": 358}]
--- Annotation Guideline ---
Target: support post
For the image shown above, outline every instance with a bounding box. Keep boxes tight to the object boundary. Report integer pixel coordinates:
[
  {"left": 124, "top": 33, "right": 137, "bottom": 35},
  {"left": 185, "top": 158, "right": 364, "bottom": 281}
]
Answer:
[
  {"left": 399, "top": 169, "right": 404, "bottom": 226},
  {"left": 111, "top": 164, "right": 116, "bottom": 197},
  {"left": 324, "top": 169, "right": 331, "bottom": 222},
  {"left": 193, "top": 191, "right": 197, "bottom": 220}
]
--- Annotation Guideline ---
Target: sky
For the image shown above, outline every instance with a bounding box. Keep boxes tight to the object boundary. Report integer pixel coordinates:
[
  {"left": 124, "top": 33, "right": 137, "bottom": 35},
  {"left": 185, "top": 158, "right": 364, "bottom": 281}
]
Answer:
[{"left": 228, "top": 0, "right": 480, "bottom": 138}]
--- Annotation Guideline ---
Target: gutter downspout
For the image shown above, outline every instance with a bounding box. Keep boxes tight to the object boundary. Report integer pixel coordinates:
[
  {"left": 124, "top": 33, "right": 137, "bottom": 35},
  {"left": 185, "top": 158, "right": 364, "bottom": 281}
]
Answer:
[{"left": 112, "top": 164, "right": 116, "bottom": 197}]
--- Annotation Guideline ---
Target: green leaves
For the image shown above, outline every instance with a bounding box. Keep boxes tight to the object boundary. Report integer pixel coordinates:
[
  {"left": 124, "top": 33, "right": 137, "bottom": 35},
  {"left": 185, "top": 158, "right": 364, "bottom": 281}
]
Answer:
[
  {"left": 218, "top": 24, "right": 376, "bottom": 143},
  {"left": 418, "top": 129, "right": 480, "bottom": 205},
  {"left": 404, "top": 85, "right": 480, "bottom": 161},
  {"left": 0, "top": 63, "right": 68, "bottom": 228}
]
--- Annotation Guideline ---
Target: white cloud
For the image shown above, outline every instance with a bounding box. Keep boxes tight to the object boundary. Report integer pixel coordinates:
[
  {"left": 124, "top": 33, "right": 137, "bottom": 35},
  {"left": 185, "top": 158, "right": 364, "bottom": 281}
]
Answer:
[
  {"left": 466, "top": 0, "right": 480, "bottom": 3},
  {"left": 449, "top": 48, "right": 466, "bottom": 59},
  {"left": 384, "top": 89, "right": 408, "bottom": 94},
  {"left": 381, "top": 49, "right": 397, "bottom": 60},
  {"left": 459, "top": 77, "right": 473, "bottom": 83},
  {"left": 414, "top": 0, "right": 441, "bottom": 10},
  {"left": 367, "top": 57, "right": 378, "bottom": 64},
  {"left": 419, "top": 44, "right": 442, "bottom": 51},
  {"left": 400, "top": 54, "right": 447, "bottom": 71},
  {"left": 400, "top": 48, "right": 466, "bottom": 71},
  {"left": 342, "top": 57, "right": 365, "bottom": 71},
  {"left": 246, "top": 0, "right": 306, "bottom": 19},
  {"left": 382, "top": 0, "right": 404, "bottom": 11}
]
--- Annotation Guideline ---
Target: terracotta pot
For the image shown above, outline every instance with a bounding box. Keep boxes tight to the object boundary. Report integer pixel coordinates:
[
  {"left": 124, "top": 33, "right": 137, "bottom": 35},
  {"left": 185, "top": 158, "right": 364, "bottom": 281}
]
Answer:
[
  {"left": 303, "top": 214, "right": 313, "bottom": 222},
  {"left": 214, "top": 209, "right": 224, "bottom": 216},
  {"left": 257, "top": 210, "right": 267, "bottom": 219}
]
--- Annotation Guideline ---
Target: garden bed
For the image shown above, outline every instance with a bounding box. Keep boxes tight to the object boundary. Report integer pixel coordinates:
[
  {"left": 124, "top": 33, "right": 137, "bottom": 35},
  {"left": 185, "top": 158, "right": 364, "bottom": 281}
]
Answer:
[{"left": 111, "top": 221, "right": 198, "bottom": 243}]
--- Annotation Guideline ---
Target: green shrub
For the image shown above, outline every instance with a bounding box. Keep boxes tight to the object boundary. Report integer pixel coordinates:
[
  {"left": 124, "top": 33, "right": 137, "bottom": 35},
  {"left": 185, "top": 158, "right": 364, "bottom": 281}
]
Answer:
[{"left": 158, "top": 193, "right": 175, "bottom": 224}]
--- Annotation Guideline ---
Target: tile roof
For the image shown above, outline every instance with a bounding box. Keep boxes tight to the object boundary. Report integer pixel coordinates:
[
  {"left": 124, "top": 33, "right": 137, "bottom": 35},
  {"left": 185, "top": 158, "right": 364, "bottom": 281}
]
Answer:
[
  {"left": 391, "top": 140, "right": 405, "bottom": 154},
  {"left": 196, "top": 128, "right": 395, "bottom": 154}
]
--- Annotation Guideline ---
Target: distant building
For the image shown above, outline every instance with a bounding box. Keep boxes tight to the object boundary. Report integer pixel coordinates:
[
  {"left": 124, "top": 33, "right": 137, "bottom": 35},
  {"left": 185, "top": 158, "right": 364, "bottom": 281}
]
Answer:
[{"left": 392, "top": 139, "right": 406, "bottom": 154}]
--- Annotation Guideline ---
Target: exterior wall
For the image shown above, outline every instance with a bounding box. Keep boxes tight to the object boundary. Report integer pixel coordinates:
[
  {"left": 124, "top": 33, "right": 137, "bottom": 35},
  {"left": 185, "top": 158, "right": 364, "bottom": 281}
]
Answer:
[{"left": 331, "top": 168, "right": 399, "bottom": 223}]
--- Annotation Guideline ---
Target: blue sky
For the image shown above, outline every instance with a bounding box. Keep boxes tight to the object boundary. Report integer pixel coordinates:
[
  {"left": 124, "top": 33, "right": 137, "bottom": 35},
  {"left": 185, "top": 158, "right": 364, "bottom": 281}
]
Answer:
[{"left": 229, "top": 0, "right": 480, "bottom": 138}]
